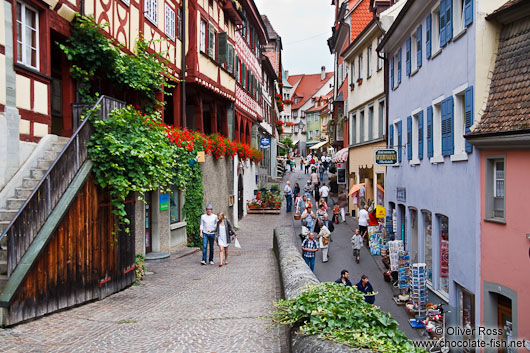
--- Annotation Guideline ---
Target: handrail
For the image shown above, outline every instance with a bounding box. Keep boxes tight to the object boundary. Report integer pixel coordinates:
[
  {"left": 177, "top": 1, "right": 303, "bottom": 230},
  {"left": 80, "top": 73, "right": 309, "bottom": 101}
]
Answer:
[{"left": 0, "top": 95, "right": 125, "bottom": 276}]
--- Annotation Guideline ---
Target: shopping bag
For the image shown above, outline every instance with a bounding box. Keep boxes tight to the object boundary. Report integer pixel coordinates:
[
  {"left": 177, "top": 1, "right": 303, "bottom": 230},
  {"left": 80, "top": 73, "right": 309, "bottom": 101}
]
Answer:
[{"left": 234, "top": 238, "right": 241, "bottom": 249}]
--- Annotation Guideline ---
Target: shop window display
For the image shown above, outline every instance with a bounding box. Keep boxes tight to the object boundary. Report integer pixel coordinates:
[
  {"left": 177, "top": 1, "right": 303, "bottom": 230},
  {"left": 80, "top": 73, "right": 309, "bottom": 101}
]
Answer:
[
  {"left": 439, "top": 215, "right": 449, "bottom": 295},
  {"left": 422, "top": 211, "right": 432, "bottom": 283},
  {"left": 459, "top": 287, "right": 475, "bottom": 353},
  {"left": 170, "top": 188, "right": 181, "bottom": 223}
]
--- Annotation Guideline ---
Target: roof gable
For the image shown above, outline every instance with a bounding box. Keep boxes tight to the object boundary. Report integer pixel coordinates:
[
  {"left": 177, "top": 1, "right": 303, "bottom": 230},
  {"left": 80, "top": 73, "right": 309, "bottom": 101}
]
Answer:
[{"left": 291, "top": 72, "right": 334, "bottom": 110}]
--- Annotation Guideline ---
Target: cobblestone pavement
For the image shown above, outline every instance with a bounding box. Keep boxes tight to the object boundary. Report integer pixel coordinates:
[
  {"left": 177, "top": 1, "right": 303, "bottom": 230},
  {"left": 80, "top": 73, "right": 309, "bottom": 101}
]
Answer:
[{"left": 0, "top": 211, "right": 291, "bottom": 352}]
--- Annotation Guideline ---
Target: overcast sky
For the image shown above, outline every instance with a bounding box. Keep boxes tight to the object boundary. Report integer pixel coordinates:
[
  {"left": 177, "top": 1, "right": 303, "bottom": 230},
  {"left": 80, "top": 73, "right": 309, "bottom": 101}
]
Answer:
[{"left": 255, "top": 0, "right": 335, "bottom": 76}]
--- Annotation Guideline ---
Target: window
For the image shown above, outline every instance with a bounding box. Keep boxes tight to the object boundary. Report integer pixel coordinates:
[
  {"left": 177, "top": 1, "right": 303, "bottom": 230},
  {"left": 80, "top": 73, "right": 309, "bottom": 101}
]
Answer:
[
  {"left": 16, "top": 2, "right": 39, "bottom": 69},
  {"left": 367, "top": 45, "right": 372, "bottom": 77},
  {"left": 360, "top": 109, "right": 365, "bottom": 142},
  {"left": 454, "top": 91, "right": 466, "bottom": 155},
  {"left": 441, "top": 96, "right": 454, "bottom": 156},
  {"left": 200, "top": 20, "right": 207, "bottom": 52},
  {"left": 177, "top": 7, "right": 183, "bottom": 39},
  {"left": 164, "top": 4, "right": 175, "bottom": 41},
  {"left": 397, "top": 49, "right": 402, "bottom": 84},
  {"left": 170, "top": 188, "right": 181, "bottom": 223},
  {"left": 358, "top": 54, "right": 363, "bottom": 80},
  {"left": 227, "top": 44, "right": 234, "bottom": 74},
  {"left": 458, "top": 287, "right": 475, "bottom": 352},
  {"left": 144, "top": 0, "right": 157, "bottom": 25},
  {"left": 433, "top": 102, "right": 442, "bottom": 158},
  {"left": 309, "top": 130, "right": 313, "bottom": 139},
  {"left": 351, "top": 112, "right": 357, "bottom": 144},
  {"left": 377, "top": 37, "right": 383, "bottom": 70},
  {"left": 350, "top": 60, "right": 355, "bottom": 85},
  {"left": 390, "top": 57, "right": 394, "bottom": 89},
  {"left": 208, "top": 0, "right": 213, "bottom": 7},
  {"left": 438, "top": 215, "right": 449, "bottom": 295},
  {"left": 422, "top": 211, "right": 433, "bottom": 283},
  {"left": 433, "top": 7, "right": 441, "bottom": 53},
  {"left": 378, "top": 99, "right": 385, "bottom": 138},
  {"left": 440, "top": 0, "right": 453, "bottom": 47},
  {"left": 208, "top": 24, "right": 216, "bottom": 59},
  {"left": 368, "top": 105, "right": 374, "bottom": 140},
  {"left": 486, "top": 158, "right": 505, "bottom": 220},
  {"left": 410, "top": 32, "right": 417, "bottom": 72},
  {"left": 416, "top": 25, "right": 422, "bottom": 68},
  {"left": 453, "top": 0, "right": 465, "bottom": 35}
]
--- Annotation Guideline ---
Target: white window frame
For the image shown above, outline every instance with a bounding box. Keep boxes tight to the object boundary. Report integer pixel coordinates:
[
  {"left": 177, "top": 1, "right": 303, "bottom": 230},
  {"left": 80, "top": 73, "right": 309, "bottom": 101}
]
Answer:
[
  {"left": 200, "top": 20, "right": 206, "bottom": 53},
  {"left": 453, "top": 0, "right": 465, "bottom": 36},
  {"left": 411, "top": 30, "right": 418, "bottom": 72},
  {"left": 368, "top": 104, "right": 374, "bottom": 141},
  {"left": 359, "top": 109, "right": 365, "bottom": 142},
  {"left": 16, "top": 2, "right": 39, "bottom": 70},
  {"left": 358, "top": 54, "right": 363, "bottom": 80},
  {"left": 378, "top": 98, "right": 385, "bottom": 138},
  {"left": 432, "top": 7, "right": 441, "bottom": 54},
  {"left": 411, "top": 110, "right": 420, "bottom": 165},
  {"left": 367, "top": 45, "right": 372, "bottom": 78},
  {"left": 431, "top": 97, "right": 444, "bottom": 163},
  {"left": 451, "top": 85, "right": 468, "bottom": 161},
  {"left": 350, "top": 59, "right": 355, "bottom": 85},
  {"left": 489, "top": 158, "right": 505, "bottom": 220},
  {"left": 377, "top": 37, "right": 383, "bottom": 71},
  {"left": 164, "top": 3, "right": 175, "bottom": 41},
  {"left": 144, "top": 0, "right": 158, "bottom": 25}
]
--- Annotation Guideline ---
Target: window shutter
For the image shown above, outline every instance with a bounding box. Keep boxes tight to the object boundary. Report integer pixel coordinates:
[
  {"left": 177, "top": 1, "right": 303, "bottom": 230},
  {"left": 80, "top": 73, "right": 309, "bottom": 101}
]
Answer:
[
  {"left": 441, "top": 99, "right": 447, "bottom": 155},
  {"left": 390, "top": 57, "right": 395, "bottom": 89},
  {"left": 465, "top": 86, "right": 474, "bottom": 153},
  {"left": 208, "top": 24, "right": 215, "bottom": 58},
  {"left": 448, "top": 96, "right": 454, "bottom": 155},
  {"left": 235, "top": 55, "right": 240, "bottom": 81},
  {"left": 418, "top": 110, "right": 424, "bottom": 160},
  {"left": 242, "top": 62, "right": 246, "bottom": 87},
  {"left": 440, "top": 0, "right": 446, "bottom": 47},
  {"left": 397, "top": 49, "right": 402, "bottom": 84},
  {"left": 426, "top": 14, "right": 432, "bottom": 59},
  {"left": 464, "top": 0, "right": 473, "bottom": 27},
  {"left": 446, "top": 0, "right": 453, "bottom": 42},
  {"left": 417, "top": 25, "right": 422, "bottom": 68},
  {"left": 218, "top": 32, "right": 227, "bottom": 64},
  {"left": 406, "top": 37, "right": 411, "bottom": 76},
  {"left": 389, "top": 124, "right": 394, "bottom": 147},
  {"left": 397, "top": 121, "right": 402, "bottom": 163},
  {"left": 407, "top": 116, "right": 412, "bottom": 161},
  {"left": 177, "top": 7, "right": 182, "bottom": 39},
  {"left": 427, "top": 106, "right": 433, "bottom": 158}
]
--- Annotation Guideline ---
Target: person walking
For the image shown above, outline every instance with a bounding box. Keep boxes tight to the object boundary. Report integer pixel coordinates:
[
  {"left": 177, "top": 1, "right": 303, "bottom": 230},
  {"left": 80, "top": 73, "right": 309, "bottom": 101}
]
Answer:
[
  {"left": 337, "top": 191, "right": 348, "bottom": 223},
  {"left": 296, "top": 194, "right": 307, "bottom": 214},
  {"left": 303, "top": 180, "right": 313, "bottom": 198},
  {"left": 215, "top": 212, "right": 235, "bottom": 267},
  {"left": 318, "top": 163, "right": 325, "bottom": 181},
  {"left": 334, "top": 269, "right": 352, "bottom": 286},
  {"left": 293, "top": 182, "right": 301, "bottom": 199},
  {"left": 200, "top": 204, "right": 218, "bottom": 265},
  {"left": 351, "top": 228, "right": 363, "bottom": 264},
  {"left": 319, "top": 182, "right": 329, "bottom": 204},
  {"left": 358, "top": 205, "right": 369, "bottom": 238},
  {"left": 310, "top": 169, "right": 319, "bottom": 187},
  {"left": 301, "top": 232, "right": 318, "bottom": 272},
  {"left": 300, "top": 158, "right": 304, "bottom": 171},
  {"left": 304, "top": 159, "right": 309, "bottom": 174},
  {"left": 318, "top": 225, "right": 331, "bottom": 263},
  {"left": 301, "top": 208, "right": 316, "bottom": 232},
  {"left": 355, "top": 275, "right": 375, "bottom": 304},
  {"left": 314, "top": 213, "right": 334, "bottom": 234},
  {"left": 316, "top": 203, "right": 327, "bottom": 222},
  {"left": 289, "top": 158, "right": 294, "bottom": 172},
  {"left": 284, "top": 181, "right": 293, "bottom": 212}
]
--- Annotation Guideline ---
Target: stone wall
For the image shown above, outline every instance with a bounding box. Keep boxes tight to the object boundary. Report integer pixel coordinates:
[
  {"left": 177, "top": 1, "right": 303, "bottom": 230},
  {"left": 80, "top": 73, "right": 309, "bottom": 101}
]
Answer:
[
  {"left": 201, "top": 155, "right": 234, "bottom": 224},
  {"left": 273, "top": 226, "right": 372, "bottom": 353}
]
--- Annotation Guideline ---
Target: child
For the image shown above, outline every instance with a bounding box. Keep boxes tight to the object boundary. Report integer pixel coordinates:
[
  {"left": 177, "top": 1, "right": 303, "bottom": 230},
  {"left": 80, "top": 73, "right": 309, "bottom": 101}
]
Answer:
[
  {"left": 351, "top": 228, "right": 363, "bottom": 264},
  {"left": 333, "top": 204, "right": 341, "bottom": 224}
]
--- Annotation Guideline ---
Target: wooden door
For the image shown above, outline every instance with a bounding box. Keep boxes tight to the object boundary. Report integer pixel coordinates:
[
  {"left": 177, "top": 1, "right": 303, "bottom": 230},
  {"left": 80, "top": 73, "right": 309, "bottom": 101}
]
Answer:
[{"left": 497, "top": 298, "right": 512, "bottom": 353}]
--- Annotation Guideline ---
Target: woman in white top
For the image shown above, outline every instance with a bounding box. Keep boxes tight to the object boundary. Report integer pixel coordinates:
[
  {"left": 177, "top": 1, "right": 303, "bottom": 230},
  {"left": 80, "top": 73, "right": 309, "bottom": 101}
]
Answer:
[{"left": 214, "top": 212, "right": 236, "bottom": 267}]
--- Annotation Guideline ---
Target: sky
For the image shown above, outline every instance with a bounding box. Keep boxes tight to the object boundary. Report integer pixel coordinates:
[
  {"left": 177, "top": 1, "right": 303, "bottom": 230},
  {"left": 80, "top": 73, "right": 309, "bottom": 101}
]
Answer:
[{"left": 254, "top": 0, "right": 335, "bottom": 76}]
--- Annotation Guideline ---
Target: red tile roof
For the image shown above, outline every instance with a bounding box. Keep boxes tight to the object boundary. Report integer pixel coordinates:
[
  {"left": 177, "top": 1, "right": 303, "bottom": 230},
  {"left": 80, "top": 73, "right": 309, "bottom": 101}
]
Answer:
[
  {"left": 289, "top": 72, "right": 334, "bottom": 110},
  {"left": 470, "top": 17, "right": 530, "bottom": 136},
  {"left": 350, "top": 0, "right": 373, "bottom": 41}
]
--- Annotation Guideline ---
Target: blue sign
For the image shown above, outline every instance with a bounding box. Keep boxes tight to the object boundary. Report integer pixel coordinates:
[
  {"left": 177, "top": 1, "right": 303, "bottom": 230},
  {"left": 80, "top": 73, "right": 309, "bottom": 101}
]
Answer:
[{"left": 260, "top": 137, "right": 271, "bottom": 149}]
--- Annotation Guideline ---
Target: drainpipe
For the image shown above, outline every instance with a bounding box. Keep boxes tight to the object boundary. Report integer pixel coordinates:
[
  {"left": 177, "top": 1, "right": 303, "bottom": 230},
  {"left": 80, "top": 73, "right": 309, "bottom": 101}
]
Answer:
[{"left": 181, "top": 0, "right": 187, "bottom": 128}]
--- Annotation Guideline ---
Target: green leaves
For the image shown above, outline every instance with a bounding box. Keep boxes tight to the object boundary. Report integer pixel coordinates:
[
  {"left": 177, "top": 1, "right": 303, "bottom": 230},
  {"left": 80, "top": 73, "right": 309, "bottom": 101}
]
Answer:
[{"left": 271, "top": 282, "right": 426, "bottom": 353}]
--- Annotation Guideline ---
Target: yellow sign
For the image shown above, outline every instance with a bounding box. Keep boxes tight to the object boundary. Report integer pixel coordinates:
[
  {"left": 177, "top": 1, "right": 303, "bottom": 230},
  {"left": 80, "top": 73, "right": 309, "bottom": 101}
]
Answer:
[
  {"left": 376, "top": 205, "right": 386, "bottom": 218},
  {"left": 197, "top": 151, "right": 205, "bottom": 163}
]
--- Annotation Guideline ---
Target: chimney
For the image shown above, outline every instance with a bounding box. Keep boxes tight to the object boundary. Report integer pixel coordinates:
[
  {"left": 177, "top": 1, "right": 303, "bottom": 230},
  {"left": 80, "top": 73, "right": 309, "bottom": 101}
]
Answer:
[
  {"left": 321, "top": 66, "right": 326, "bottom": 80},
  {"left": 284, "top": 70, "right": 289, "bottom": 80}
]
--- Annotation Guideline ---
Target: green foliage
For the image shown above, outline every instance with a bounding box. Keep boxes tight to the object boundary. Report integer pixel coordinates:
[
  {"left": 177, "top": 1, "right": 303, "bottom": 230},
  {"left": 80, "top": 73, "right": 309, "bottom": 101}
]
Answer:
[
  {"left": 88, "top": 106, "right": 179, "bottom": 230},
  {"left": 280, "top": 137, "right": 294, "bottom": 149},
  {"left": 329, "top": 163, "right": 337, "bottom": 174},
  {"left": 134, "top": 254, "right": 146, "bottom": 284},
  {"left": 59, "top": 15, "right": 173, "bottom": 111},
  {"left": 183, "top": 164, "right": 204, "bottom": 248},
  {"left": 272, "top": 282, "right": 425, "bottom": 353}
]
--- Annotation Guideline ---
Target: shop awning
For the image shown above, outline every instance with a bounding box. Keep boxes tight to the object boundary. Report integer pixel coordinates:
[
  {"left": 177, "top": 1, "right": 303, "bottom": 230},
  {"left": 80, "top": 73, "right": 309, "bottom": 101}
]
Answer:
[
  {"left": 277, "top": 141, "right": 287, "bottom": 149},
  {"left": 306, "top": 141, "right": 319, "bottom": 147},
  {"left": 333, "top": 147, "right": 348, "bottom": 162},
  {"left": 349, "top": 183, "right": 365, "bottom": 196},
  {"left": 310, "top": 139, "right": 329, "bottom": 150},
  {"left": 292, "top": 139, "right": 299, "bottom": 146}
]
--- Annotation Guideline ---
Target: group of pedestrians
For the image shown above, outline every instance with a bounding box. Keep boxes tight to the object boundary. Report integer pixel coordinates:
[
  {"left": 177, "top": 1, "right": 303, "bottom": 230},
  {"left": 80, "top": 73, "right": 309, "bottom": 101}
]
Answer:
[
  {"left": 335, "top": 270, "right": 375, "bottom": 304},
  {"left": 199, "top": 204, "right": 238, "bottom": 267}
]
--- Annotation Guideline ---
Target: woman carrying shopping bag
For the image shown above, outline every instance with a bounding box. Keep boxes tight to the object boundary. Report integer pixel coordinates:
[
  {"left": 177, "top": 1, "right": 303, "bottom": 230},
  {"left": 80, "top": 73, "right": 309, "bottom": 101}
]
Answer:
[{"left": 215, "top": 212, "right": 236, "bottom": 267}]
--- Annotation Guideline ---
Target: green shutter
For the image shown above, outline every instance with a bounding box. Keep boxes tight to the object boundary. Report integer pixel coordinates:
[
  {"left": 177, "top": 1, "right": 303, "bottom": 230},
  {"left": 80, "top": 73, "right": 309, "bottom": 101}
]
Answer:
[
  {"left": 218, "top": 32, "right": 227, "bottom": 64},
  {"left": 208, "top": 24, "right": 215, "bottom": 58}
]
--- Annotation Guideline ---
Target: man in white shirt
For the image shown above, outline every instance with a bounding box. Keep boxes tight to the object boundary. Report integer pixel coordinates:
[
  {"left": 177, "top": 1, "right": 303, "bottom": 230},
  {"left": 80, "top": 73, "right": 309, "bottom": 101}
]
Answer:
[
  {"left": 319, "top": 183, "right": 329, "bottom": 203},
  {"left": 358, "top": 205, "right": 369, "bottom": 238},
  {"left": 284, "top": 181, "right": 293, "bottom": 212},
  {"left": 200, "top": 204, "right": 217, "bottom": 265}
]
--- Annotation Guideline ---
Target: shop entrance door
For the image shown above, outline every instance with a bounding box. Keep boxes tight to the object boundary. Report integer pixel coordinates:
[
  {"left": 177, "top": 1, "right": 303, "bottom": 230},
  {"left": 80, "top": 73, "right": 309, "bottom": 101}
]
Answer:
[
  {"left": 145, "top": 192, "right": 153, "bottom": 253},
  {"left": 238, "top": 174, "right": 244, "bottom": 220},
  {"left": 497, "top": 295, "right": 513, "bottom": 353}
]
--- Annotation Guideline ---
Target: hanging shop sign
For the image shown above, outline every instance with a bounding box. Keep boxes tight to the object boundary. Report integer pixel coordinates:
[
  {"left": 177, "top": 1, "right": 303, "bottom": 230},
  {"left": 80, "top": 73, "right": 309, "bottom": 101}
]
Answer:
[
  {"left": 160, "top": 194, "right": 169, "bottom": 211},
  {"left": 376, "top": 205, "right": 386, "bottom": 218},
  {"left": 337, "top": 168, "right": 346, "bottom": 184},
  {"left": 375, "top": 149, "right": 398, "bottom": 165},
  {"left": 397, "top": 187, "right": 406, "bottom": 202},
  {"left": 259, "top": 137, "right": 271, "bottom": 149}
]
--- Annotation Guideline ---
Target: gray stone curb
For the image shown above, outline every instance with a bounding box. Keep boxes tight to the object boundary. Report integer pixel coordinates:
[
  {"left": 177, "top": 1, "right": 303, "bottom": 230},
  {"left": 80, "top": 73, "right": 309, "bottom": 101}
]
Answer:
[{"left": 273, "top": 226, "right": 372, "bottom": 353}]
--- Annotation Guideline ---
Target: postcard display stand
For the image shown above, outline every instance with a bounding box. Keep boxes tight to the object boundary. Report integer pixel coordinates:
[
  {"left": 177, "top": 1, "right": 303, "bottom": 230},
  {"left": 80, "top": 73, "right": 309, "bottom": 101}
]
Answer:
[
  {"left": 398, "top": 251, "right": 410, "bottom": 290},
  {"left": 411, "top": 263, "right": 427, "bottom": 320},
  {"left": 388, "top": 240, "right": 404, "bottom": 271}
]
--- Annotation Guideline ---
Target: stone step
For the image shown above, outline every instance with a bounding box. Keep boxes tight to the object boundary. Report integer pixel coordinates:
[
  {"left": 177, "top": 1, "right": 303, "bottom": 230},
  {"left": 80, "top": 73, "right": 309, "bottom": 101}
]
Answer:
[
  {"left": 0, "top": 221, "right": 9, "bottom": 234},
  {"left": 15, "top": 188, "right": 33, "bottom": 199},
  {"left": 30, "top": 169, "right": 47, "bottom": 179},
  {"left": 37, "top": 159, "right": 53, "bottom": 170},
  {"left": 6, "top": 199, "right": 25, "bottom": 211},
  {"left": 50, "top": 143, "right": 65, "bottom": 152},
  {"left": 43, "top": 150, "right": 60, "bottom": 161},
  {"left": 0, "top": 274, "right": 7, "bottom": 292},
  {"left": 56, "top": 136, "right": 70, "bottom": 144},
  {"left": 22, "top": 178, "right": 39, "bottom": 189},
  {"left": 0, "top": 210, "right": 17, "bottom": 222},
  {"left": 0, "top": 260, "right": 6, "bottom": 275},
  {"left": 0, "top": 249, "right": 6, "bottom": 262}
]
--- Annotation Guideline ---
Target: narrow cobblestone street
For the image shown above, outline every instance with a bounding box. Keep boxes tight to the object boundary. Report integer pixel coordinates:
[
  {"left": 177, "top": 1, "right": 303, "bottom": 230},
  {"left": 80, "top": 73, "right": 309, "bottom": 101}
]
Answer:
[{"left": 0, "top": 212, "right": 291, "bottom": 352}]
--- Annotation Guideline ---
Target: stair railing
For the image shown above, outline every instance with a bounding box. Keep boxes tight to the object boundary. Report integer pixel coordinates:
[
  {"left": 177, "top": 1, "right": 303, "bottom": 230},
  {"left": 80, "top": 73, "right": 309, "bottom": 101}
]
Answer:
[{"left": 0, "top": 96, "right": 126, "bottom": 277}]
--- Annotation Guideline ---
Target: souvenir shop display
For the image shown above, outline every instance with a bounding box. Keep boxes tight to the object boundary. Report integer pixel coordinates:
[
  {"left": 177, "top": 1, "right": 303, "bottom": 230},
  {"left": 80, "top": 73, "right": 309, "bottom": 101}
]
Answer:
[
  {"left": 397, "top": 251, "right": 410, "bottom": 289},
  {"left": 388, "top": 240, "right": 404, "bottom": 271},
  {"left": 410, "top": 263, "right": 427, "bottom": 320}
]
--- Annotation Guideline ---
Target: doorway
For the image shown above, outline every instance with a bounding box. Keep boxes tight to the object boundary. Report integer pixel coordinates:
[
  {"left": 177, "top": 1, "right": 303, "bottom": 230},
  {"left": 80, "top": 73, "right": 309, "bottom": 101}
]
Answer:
[
  {"left": 238, "top": 174, "right": 243, "bottom": 220},
  {"left": 145, "top": 192, "right": 153, "bottom": 253},
  {"left": 497, "top": 295, "right": 513, "bottom": 353},
  {"left": 409, "top": 208, "right": 418, "bottom": 263}
]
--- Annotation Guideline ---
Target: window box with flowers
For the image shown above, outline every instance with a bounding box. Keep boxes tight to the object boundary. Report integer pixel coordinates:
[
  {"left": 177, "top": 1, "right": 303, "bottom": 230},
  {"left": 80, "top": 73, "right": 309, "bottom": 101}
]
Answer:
[
  {"left": 357, "top": 78, "right": 363, "bottom": 85},
  {"left": 246, "top": 189, "right": 283, "bottom": 214}
]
